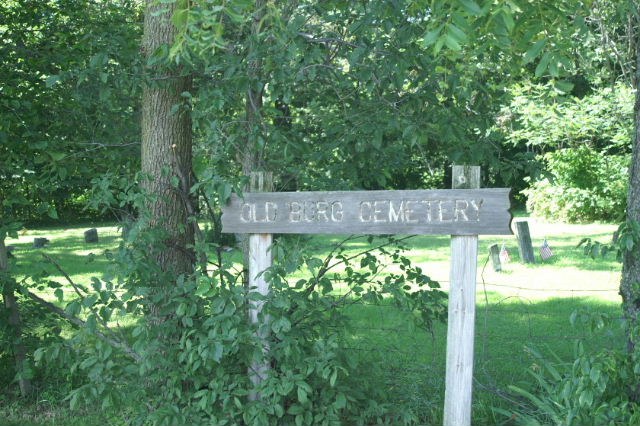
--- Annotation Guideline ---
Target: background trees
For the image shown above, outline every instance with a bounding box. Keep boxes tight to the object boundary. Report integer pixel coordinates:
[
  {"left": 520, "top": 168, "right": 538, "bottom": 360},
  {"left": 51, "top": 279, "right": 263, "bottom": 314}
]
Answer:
[{"left": 2, "top": 0, "right": 640, "bottom": 423}]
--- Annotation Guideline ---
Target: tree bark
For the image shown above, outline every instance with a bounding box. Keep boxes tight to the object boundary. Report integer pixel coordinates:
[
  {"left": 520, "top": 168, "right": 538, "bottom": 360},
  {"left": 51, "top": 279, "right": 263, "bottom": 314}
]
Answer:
[
  {"left": 242, "top": 0, "right": 267, "bottom": 176},
  {"left": 621, "top": 14, "right": 640, "bottom": 353},
  {"left": 240, "top": 0, "right": 268, "bottom": 285},
  {"left": 141, "top": 0, "right": 194, "bottom": 277},
  {"left": 1, "top": 237, "right": 32, "bottom": 396}
]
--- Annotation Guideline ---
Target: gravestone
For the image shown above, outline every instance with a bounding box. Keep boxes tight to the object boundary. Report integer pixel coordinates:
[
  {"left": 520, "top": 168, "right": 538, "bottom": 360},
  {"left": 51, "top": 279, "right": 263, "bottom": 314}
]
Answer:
[
  {"left": 515, "top": 221, "right": 535, "bottom": 263},
  {"left": 221, "top": 167, "right": 513, "bottom": 426},
  {"left": 488, "top": 244, "right": 502, "bottom": 272},
  {"left": 84, "top": 228, "right": 99, "bottom": 243},
  {"left": 33, "top": 238, "right": 49, "bottom": 248}
]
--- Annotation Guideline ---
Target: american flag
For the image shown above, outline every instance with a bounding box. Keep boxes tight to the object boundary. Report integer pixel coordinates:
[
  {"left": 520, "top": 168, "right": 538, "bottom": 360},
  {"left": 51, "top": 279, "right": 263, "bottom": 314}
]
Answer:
[
  {"left": 499, "top": 244, "right": 511, "bottom": 264},
  {"left": 540, "top": 239, "right": 553, "bottom": 260}
]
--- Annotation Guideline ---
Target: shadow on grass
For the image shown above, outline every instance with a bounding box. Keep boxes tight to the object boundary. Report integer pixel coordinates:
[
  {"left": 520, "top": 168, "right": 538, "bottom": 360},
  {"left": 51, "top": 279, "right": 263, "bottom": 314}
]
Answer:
[
  {"left": 342, "top": 293, "right": 623, "bottom": 424},
  {"left": 10, "top": 233, "right": 122, "bottom": 282}
]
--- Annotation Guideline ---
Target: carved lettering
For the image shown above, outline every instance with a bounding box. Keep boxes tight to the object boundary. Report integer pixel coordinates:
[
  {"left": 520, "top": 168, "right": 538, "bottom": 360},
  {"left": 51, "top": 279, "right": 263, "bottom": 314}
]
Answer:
[
  {"left": 373, "top": 200, "right": 388, "bottom": 223},
  {"left": 223, "top": 190, "right": 511, "bottom": 234},
  {"left": 470, "top": 199, "right": 483, "bottom": 221},
  {"left": 331, "top": 201, "right": 343, "bottom": 222},
  {"left": 405, "top": 200, "right": 419, "bottom": 223},
  {"left": 289, "top": 201, "right": 302, "bottom": 222},
  {"left": 240, "top": 203, "right": 253, "bottom": 223},
  {"left": 421, "top": 200, "right": 434, "bottom": 222},
  {"left": 359, "top": 201, "right": 372, "bottom": 222},
  {"left": 265, "top": 202, "right": 278, "bottom": 222},
  {"left": 316, "top": 201, "right": 329, "bottom": 222},
  {"left": 439, "top": 200, "right": 453, "bottom": 223},
  {"left": 303, "top": 201, "right": 316, "bottom": 222},
  {"left": 454, "top": 200, "right": 469, "bottom": 221},
  {"left": 389, "top": 200, "right": 405, "bottom": 222}
]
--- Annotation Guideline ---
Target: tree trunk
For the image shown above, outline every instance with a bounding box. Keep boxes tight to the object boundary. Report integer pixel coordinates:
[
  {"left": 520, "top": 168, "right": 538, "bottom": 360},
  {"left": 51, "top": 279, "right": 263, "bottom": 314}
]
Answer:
[
  {"left": 242, "top": 0, "right": 267, "bottom": 176},
  {"left": 240, "top": 0, "right": 268, "bottom": 285},
  {"left": 141, "top": 0, "right": 194, "bottom": 278},
  {"left": 1, "top": 237, "right": 32, "bottom": 396},
  {"left": 621, "top": 18, "right": 640, "bottom": 354}
]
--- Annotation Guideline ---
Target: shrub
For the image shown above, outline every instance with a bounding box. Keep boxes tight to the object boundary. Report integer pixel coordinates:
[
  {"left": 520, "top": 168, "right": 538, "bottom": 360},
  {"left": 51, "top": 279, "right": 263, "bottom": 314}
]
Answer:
[
  {"left": 499, "top": 312, "right": 640, "bottom": 426},
  {"left": 30, "top": 227, "right": 446, "bottom": 425},
  {"left": 523, "top": 146, "right": 628, "bottom": 222}
]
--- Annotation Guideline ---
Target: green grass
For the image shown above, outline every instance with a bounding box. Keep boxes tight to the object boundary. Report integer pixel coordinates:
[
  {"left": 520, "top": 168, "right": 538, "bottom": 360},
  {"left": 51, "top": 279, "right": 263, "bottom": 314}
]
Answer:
[
  {"left": 342, "top": 294, "right": 622, "bottom": 424},
  {"left": 0, "top": 395, "right": 119, "bottom": 426},
  {"left": 2, "top": 218, "right": 624, "bottom": 425}
]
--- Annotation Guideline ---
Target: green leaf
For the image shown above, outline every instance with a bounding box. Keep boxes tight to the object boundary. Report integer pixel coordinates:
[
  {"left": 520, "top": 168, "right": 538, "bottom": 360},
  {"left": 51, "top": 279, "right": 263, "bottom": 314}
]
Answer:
[
  {"left": 86, "top": 314, "right": 97, "bottom": 333},
  {"left": 433, "top": 37, "right": 445, "bottom": 56},
  {"left": 54, "top": 288, "right": 64, "bottom": 302},
  {"left": 212, "top": 342, "right": 224, "bottom": 362},
  {"left": 444, "top": 34, "right": 462, "bottom": 52},
  {"left": 523, "top": 39, "right": 546, "bottom": 64},
  {"left": 422, "top": 27, "right": 442, "bottom": 47},
  {"left": 579, "top": 389, "right": 593, "bottom": 407},
  {"left": 272, "top": 317, "right": 291, "bottom": 334},
  {"left": 287, "top": 404, "right": 304, "bottom": 415},
  {"left": 535, "top": 52, "right": 552, "bottom": 77},
  {"left": 217, "top": 183, "right": 232, "bottom": 203},
  {"left": 458, "top": 0, "right": 482, "bottom": 16},
  {"left": 329, "top": 369, "right": 338, "bottom": 387},
  {"left": 549, "top": 57, "right": 559, "bottom": 77},
  {"left": 500, "top": 9, "right": 515, "bottom": 32},
  {"left": 50, "top": 152, "right": 66, "bottom": 161},
  {"left": 69, "top": 391, "right": 80, "bottom": 410},
  {"left": 45, "top": 75, "right": 60, "bottom": 88},
  {"left": 335, "top": 392, "right": 346, "bottom": 409},
  {"left": 47, "top": 205, "right": 58, "bottom": 220},
  {"left": 171, "top": 175, "right": 180, "bottom": 188},
  {"left": 297, "top": 386, "right": 308, "bottom": 404},
  {"left": 172, "top": 8, "right": 189, "bottom": 29},
  {"left": 554, "top": 80, "right": 574, "bottom": 94},
  {"left": 447, "top": 23, "right": 468, "bottom": 44}
]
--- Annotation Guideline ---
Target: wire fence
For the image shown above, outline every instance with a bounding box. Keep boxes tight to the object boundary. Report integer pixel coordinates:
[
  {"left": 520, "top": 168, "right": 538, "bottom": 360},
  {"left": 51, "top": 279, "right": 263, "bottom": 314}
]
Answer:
[
  {"left": 340, "top": 257, "right": 624, "bottom": 418},
  {"left": 10, "top": 225, "right": 625, "bottom": 418}
]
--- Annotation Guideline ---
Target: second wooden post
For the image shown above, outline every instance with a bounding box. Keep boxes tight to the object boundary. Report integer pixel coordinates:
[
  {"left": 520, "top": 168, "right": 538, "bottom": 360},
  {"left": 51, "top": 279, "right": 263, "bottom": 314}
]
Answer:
[
  {"left": 247, "top": 172, "right": 273, "bottom": 401},
  {"left": 443, "top": 165, "right": 480, "bottom": 426}
]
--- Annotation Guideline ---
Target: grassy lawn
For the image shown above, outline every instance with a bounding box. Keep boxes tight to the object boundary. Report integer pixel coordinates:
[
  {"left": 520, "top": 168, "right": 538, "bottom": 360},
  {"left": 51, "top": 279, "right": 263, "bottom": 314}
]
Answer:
[{"left": 2, "top": 218, "right": 624, "bottom": 425}]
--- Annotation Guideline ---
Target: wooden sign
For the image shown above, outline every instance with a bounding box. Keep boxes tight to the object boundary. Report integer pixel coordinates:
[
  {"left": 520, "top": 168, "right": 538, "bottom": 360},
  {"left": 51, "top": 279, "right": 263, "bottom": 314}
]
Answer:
[{"left": 221, "top": 188, "right": 512, "bottom": 235}]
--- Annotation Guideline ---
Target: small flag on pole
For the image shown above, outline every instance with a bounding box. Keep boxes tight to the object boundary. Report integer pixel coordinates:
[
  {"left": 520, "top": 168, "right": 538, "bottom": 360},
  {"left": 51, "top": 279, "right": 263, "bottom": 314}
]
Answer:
[
  {"left": 499, "top": 244, "right": 511, "bottom": 264},
  {"left": 540, "top": 239, "right": 553, "bottom": 260}
]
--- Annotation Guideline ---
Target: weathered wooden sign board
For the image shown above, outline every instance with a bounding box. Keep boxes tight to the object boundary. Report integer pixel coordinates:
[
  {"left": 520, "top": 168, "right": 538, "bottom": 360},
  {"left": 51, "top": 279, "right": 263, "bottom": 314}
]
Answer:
[
  {"left": 221, "top": 188, "right": 512, "bottom": 235},
  {"left": 222, "top": 167, "right": 512, "bottom": 426}
]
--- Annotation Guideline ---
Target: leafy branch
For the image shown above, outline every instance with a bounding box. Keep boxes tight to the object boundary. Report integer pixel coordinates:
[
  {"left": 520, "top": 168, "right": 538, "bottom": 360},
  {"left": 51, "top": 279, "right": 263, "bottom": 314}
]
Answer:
[{"left": 38, "top": 253, "right": 140, "bottom": 361}]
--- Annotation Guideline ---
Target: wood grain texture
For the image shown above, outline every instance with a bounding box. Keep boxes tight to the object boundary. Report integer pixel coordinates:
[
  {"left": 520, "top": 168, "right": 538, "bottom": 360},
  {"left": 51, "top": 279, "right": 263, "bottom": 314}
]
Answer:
[
  {"left": 247, "top": 171, "right": 273, "bottom": 402},
  {"left": 222, "top": 188, "right": 512, "bottom": 235},
  {"left": 443, "top": 165, "right": 480, "bottom": 426},
  {"left": 248, "top": 232, "right": 272, "bottom": 401}
]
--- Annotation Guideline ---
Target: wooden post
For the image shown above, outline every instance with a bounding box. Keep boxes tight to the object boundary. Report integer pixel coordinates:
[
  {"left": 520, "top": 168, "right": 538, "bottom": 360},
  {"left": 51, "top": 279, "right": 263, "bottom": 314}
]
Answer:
[
  {"left": 443, "top": 165, "right": 480, "bottom": 426},
  {"left": 515, "top": 221, "right": 535, "bottom": 264},
  {"left": 247, "top": 171, "right": 273, "bottom": 401},
  {"left": 488, "top": 244, "right": 502, "bottom": 272}
]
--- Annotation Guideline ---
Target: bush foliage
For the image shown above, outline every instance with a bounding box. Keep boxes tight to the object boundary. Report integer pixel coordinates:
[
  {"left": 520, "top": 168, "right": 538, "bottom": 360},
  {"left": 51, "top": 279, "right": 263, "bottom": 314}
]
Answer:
[
  {"left": 500, "top": 83, "right": 633, "bottom": 222},
  {"left": 502, "top": 312, "right": 640, "bottom": 426},
  {"left": 523, "top": 146, "right": 629, "bottom": 222}
]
